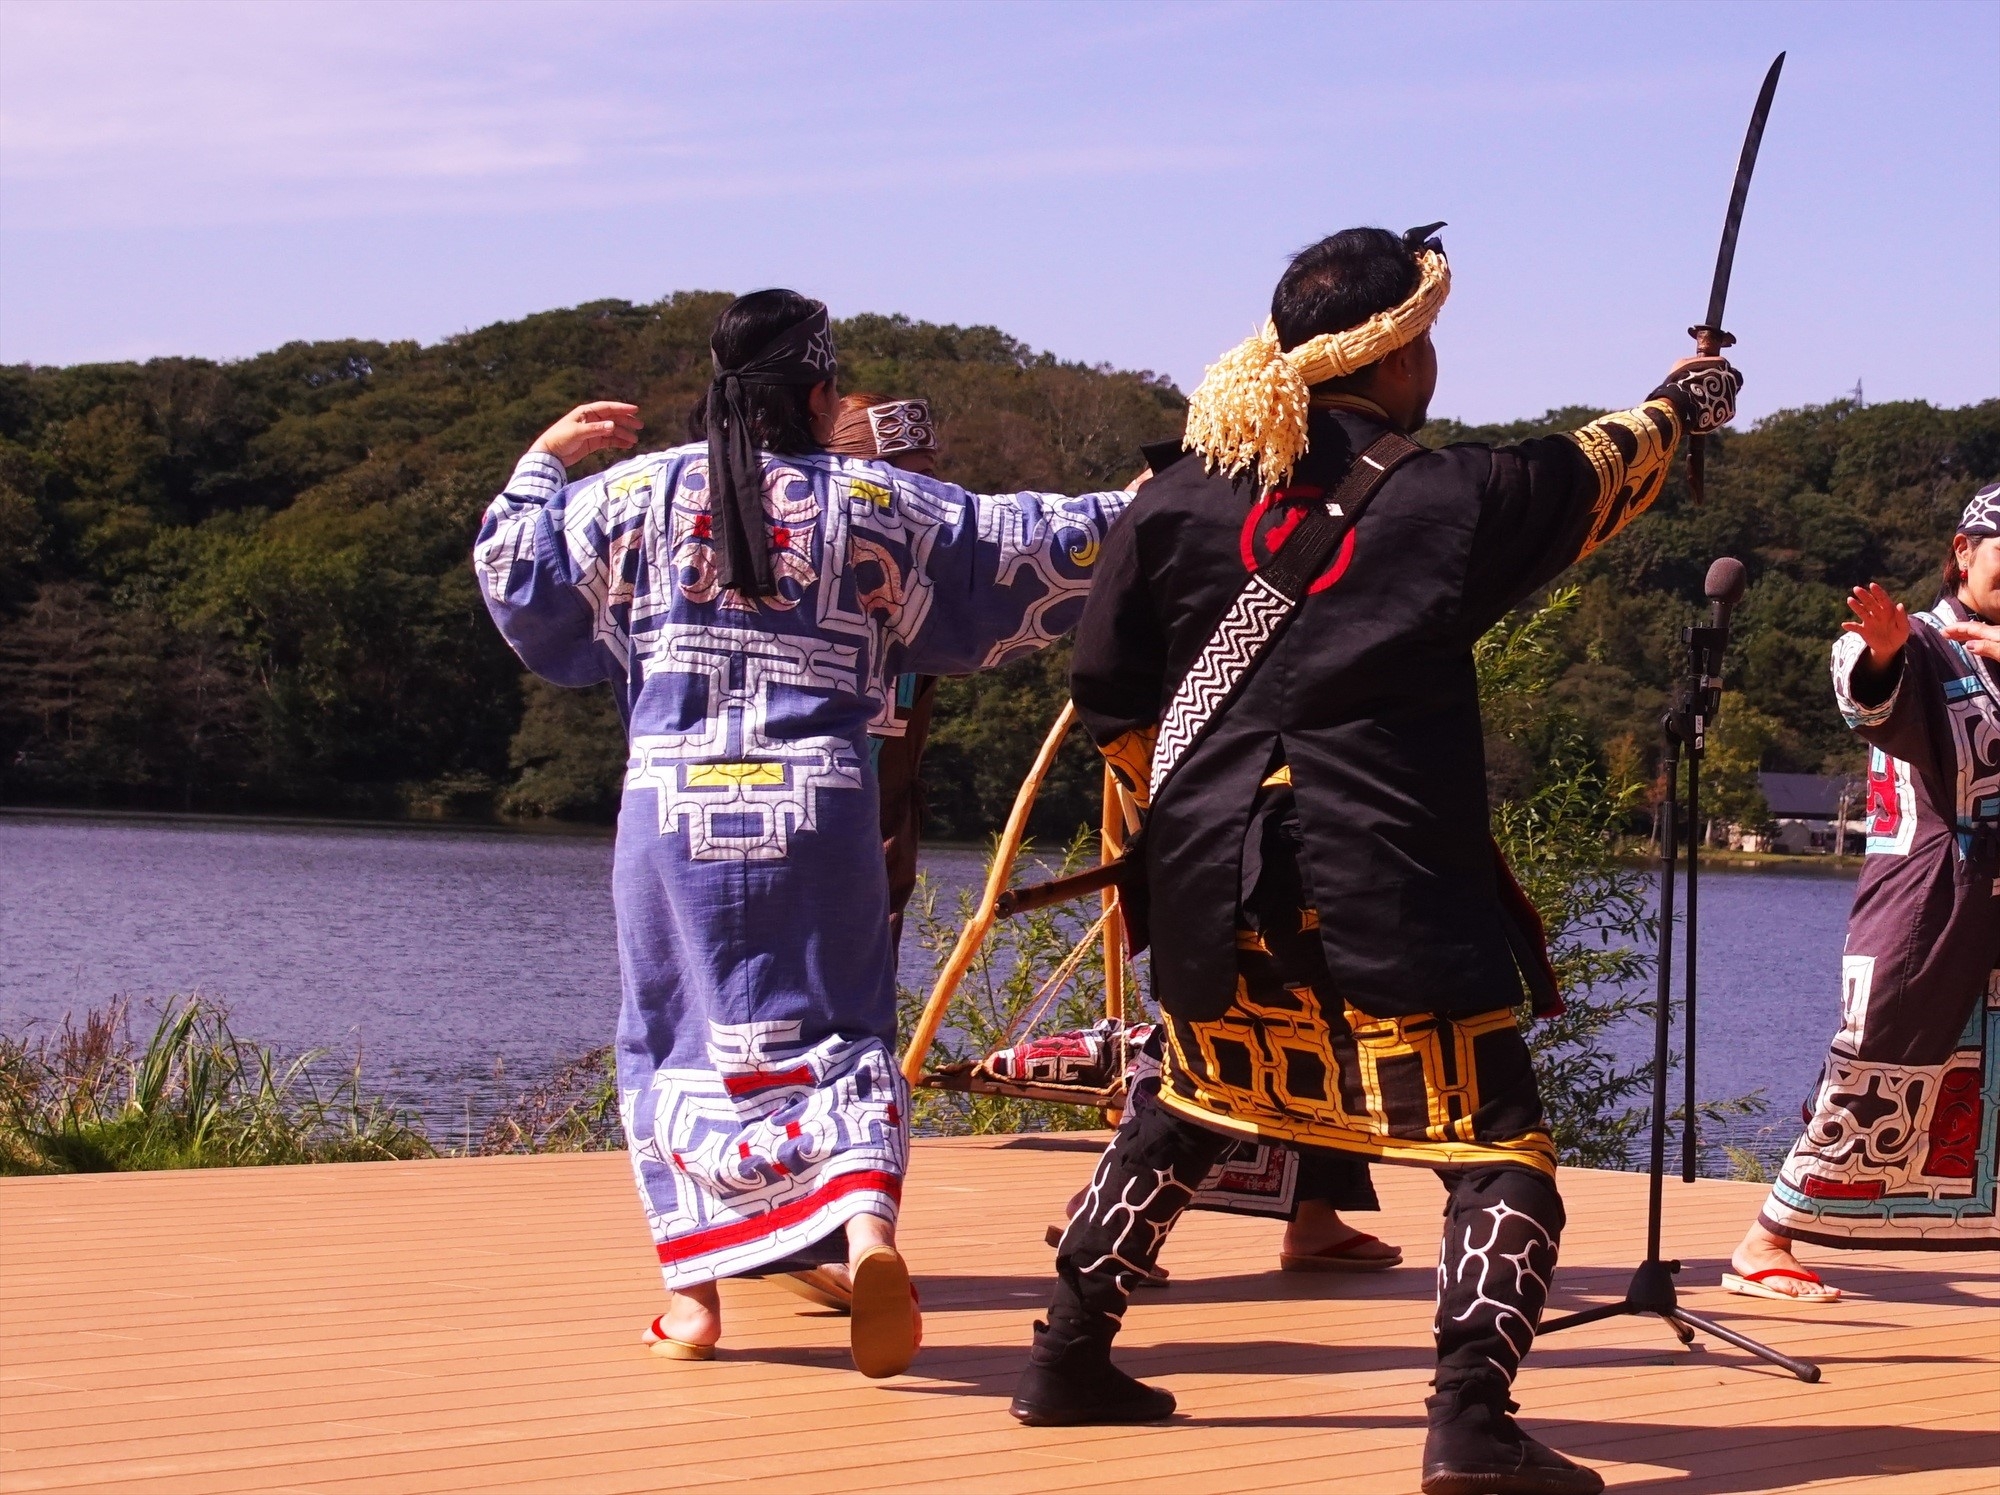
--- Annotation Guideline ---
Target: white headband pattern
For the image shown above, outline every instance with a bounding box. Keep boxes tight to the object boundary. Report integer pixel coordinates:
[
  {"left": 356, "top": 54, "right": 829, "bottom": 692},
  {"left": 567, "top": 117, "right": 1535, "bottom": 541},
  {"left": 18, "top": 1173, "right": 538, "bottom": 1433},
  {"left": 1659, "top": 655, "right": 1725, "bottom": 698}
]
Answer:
[{"left": 1960, "top": 483, "right": 2000, "bottom": 538}]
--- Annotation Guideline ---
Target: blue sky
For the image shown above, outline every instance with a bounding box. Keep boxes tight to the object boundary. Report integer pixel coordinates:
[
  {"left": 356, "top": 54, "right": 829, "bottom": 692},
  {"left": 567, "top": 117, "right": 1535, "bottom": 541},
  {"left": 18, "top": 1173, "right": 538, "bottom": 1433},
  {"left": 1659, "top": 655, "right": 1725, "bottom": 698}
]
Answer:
[{"left": 1, "top": 0, "right": 1994, "bottom": 424}]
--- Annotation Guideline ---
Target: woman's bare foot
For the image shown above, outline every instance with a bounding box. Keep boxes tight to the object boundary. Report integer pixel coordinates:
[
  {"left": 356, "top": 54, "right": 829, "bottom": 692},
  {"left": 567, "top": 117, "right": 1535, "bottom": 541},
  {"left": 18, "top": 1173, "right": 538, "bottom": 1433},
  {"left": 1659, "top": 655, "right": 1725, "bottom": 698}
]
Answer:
[
  {"left": 655, "top": 1281, "right": 722, "bottom": 1349},
  {"left": 1282, "top": 1202, "right": 1401, "bottom": 1264},
  {"left": 1730, "top": 1221, "right": 1838, "bottom": 1300}
]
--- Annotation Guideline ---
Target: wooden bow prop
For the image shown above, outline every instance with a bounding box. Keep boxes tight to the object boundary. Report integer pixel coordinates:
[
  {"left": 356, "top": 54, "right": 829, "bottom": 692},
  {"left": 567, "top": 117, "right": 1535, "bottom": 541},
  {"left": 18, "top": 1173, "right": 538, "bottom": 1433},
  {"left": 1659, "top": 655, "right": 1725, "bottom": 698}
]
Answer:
[{"left": 899, "top": 703, "right": 1136, "bottom": 1085}]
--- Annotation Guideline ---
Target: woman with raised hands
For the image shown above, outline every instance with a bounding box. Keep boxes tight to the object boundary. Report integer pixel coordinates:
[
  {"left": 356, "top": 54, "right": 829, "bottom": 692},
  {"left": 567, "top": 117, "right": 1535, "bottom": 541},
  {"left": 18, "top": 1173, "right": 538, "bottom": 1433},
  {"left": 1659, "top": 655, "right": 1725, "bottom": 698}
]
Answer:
[{"left": 474, "top": 290, "right": 1133, "bottom": 1377}]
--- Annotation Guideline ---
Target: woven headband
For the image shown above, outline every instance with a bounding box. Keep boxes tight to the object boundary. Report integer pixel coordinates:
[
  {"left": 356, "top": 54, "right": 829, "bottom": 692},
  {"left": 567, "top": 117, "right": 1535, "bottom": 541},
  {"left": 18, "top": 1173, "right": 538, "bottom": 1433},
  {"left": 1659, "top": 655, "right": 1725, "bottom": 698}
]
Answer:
[{"left": 1184, "top": 242, "right": 1450, "bottom": 487}]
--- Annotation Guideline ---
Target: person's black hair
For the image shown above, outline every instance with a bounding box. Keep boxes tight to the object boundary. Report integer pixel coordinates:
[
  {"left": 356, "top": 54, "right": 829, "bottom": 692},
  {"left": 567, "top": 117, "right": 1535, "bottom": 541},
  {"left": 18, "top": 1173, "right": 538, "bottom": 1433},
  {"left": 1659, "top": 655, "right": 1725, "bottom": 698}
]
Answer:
[
  {"left": 683, "top": 288, "right": 826, "bottom": 452},
  {"left": 1270, "top": 227, "right": 1420, "bottom": 356}
]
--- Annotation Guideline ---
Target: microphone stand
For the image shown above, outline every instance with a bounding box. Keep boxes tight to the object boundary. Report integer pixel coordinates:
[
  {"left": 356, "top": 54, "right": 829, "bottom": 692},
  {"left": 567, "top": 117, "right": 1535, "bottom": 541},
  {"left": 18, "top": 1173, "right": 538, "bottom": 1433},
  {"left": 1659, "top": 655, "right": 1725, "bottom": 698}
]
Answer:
[{"left": 1538, "top": 565, "right": 1819, "bottom": 1384}]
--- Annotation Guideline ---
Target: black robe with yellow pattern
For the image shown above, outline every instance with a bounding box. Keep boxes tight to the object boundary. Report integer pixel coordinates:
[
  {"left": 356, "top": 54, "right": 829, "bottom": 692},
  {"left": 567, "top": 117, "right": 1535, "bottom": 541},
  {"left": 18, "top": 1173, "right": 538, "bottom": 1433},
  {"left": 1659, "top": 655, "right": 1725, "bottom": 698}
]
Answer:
[{"left": 1072, "top": 398, "right": 1685, "bottom": 1032}]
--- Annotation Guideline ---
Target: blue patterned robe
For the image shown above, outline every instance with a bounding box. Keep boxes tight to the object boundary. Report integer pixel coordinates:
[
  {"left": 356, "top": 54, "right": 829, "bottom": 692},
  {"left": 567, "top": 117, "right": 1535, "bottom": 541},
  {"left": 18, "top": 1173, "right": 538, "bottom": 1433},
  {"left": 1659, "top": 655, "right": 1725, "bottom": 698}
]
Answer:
[{"left": 476, "top": 444, "right": 1127, "bottom": 1286}]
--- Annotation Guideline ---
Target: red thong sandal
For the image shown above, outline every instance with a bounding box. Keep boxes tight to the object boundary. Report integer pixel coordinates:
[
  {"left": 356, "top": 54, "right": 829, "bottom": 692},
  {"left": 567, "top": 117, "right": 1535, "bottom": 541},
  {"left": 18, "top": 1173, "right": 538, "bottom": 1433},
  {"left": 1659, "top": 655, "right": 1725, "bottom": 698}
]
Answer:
[
  {"left": 775, "top": 1266, "right": 853, "bottom": 1314},
  {"left": 1722, "top": 1267, "right": 1842, "bottom": 1303},
  {"left": 642, "top": 1314, "right": 717, "bottom": 1360},
  {"left": 1280, "top": 1230, "right": 1404, "bottom": 1273}
]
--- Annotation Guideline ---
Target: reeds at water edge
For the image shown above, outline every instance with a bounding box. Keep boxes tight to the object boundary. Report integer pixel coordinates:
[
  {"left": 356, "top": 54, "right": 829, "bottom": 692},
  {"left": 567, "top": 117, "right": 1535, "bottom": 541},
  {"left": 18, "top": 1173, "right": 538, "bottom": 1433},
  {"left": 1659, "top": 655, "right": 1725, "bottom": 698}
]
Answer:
[{"left": 0, "top": 997, "right": 436, "bottom": 1173}]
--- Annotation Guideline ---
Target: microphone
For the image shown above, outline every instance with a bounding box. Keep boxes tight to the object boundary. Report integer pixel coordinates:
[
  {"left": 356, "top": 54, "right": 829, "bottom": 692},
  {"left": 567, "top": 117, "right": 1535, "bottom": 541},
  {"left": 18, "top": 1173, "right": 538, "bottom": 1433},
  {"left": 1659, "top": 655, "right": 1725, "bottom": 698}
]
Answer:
[
  {"left": 1705, "top": 556, "right": 1748, "bottom": 630},
  {"left": 1695, "top": 557, "right": 1747, "bottom": 726}
]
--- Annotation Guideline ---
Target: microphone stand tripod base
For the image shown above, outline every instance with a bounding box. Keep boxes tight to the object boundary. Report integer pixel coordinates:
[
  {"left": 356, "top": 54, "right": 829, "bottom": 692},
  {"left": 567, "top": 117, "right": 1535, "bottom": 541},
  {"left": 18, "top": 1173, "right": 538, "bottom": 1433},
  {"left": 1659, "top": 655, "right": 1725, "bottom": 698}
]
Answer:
[
  {"left": 1536, "top": 623, "right": 1820, "bottom": 1386},
  {"left": 1541, "top": 1259, "right": 1820, "bottom": 1381}
]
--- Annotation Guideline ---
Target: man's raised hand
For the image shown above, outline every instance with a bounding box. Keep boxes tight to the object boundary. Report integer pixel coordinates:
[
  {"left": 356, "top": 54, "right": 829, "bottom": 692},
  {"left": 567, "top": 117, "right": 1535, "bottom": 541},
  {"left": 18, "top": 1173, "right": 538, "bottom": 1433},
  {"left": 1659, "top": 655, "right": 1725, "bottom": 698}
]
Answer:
[
  {"left": 532, "top": 402, "right": 644, "bottom": 467},
  {"left": 1656, "top": 356, "right": 1742, "bottom": 435},
  {"left": 1843, "top": 583, "right": 1911, "bottom": 672}
]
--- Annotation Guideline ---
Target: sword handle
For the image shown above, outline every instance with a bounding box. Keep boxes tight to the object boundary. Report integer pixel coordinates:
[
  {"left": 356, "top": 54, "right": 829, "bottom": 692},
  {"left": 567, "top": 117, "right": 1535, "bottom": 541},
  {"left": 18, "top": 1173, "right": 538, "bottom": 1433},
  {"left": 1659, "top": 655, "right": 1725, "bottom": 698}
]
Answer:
[
  {"left": 1683, "top": 325, "right": 1736, "bottom": 505},
  {"left": 1689, "top": 325, "right": 1734, "bottom": 359}
]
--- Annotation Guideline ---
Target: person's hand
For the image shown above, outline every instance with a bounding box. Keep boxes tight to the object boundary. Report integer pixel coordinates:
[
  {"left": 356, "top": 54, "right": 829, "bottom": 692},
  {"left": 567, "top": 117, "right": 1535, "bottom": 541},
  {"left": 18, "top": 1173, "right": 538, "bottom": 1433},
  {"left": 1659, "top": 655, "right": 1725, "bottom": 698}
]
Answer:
[
  {"left": 531, "top": 402, "right": 643, "bottom": 467},
  {"left": 1654, "top": 356, "right": 1742, "bottom": 434},
  {"left": 1843, "top": 583, "right": 1912, "bottom": 672},
  {"left": 1940, "top": 617, "right": 2000, "bottom": 662},
  {"left": 1124, "top": 466, "right": 1153, "bottom": 494}
]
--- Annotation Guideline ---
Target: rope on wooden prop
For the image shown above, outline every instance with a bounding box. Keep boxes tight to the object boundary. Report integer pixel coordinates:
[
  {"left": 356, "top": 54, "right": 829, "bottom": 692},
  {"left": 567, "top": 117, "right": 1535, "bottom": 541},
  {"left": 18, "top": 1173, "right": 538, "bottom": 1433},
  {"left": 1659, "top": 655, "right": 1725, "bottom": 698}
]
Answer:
[
  {"left": 899, "top": 702, "right": 1077, "bottom": 1084},
  {"left": 899, "top": 705, "right": 1139, "bottom": 1088}
]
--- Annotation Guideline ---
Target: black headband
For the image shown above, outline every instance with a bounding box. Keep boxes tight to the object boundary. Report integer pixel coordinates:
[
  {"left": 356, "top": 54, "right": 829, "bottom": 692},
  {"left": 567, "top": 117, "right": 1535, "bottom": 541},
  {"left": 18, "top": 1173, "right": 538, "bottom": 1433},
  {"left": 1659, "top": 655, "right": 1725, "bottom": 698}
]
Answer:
[
  {"left": 706, "top": 304, "right": 837, "bottom": 595},
  {"left": 1960, "top": 483, "right": 2000, "bottom": 539},
  {"left": 710, "top": 303, "right": 837, "bottom": 386}
]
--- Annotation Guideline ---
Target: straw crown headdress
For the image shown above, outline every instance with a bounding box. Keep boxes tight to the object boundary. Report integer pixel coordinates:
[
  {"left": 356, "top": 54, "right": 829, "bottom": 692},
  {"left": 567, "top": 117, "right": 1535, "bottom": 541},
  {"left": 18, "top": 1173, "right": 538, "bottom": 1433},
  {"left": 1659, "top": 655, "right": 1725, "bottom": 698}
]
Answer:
[{"left": 1184, "top": 231, "right": 1450, "bottom": 487}]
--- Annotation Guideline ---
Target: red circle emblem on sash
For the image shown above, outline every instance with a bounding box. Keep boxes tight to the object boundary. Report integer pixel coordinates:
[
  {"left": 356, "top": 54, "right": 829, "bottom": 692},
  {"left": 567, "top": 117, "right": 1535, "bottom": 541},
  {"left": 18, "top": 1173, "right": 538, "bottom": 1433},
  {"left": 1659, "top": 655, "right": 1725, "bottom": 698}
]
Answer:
[{"left": 1239, "top": 486, "right": 1356, "bottom": 595}]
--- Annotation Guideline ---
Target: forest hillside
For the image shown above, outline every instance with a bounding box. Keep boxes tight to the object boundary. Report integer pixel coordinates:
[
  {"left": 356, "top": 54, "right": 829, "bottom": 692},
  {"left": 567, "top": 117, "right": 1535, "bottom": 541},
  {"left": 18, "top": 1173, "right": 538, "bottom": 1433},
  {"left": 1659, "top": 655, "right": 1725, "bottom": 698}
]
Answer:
[{"left": 2, "top": 293, "right": 1994, "bottom": 837}]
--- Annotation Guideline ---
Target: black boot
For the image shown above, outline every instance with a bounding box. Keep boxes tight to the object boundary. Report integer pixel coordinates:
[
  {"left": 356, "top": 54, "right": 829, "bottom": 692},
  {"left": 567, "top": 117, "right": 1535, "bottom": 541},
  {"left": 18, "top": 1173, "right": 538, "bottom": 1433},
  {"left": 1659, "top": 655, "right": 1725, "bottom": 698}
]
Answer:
[
  {"left": 1009, "top": 1320, "right": 1175, "bottom": 1427},
  {"left": 1421, "top": 1389, "right": 1602, "bottom": 1495}
]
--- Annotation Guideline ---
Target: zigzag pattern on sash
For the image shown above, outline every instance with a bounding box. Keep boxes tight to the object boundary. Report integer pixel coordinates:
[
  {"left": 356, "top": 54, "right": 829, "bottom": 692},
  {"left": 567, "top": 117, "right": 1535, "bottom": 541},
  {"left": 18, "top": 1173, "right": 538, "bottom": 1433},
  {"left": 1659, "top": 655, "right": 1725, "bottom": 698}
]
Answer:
[{"left": 1150, "top": 573, "right": 1292, "bottom": 796}]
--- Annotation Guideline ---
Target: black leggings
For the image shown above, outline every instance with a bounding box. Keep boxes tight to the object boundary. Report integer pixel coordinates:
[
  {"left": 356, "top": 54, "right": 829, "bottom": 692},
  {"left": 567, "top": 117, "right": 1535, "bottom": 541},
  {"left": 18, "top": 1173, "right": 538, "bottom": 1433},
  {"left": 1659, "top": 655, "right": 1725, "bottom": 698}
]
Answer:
[{"left": 1048, "top": 1095, "right": 1566, "bottom": 1405}]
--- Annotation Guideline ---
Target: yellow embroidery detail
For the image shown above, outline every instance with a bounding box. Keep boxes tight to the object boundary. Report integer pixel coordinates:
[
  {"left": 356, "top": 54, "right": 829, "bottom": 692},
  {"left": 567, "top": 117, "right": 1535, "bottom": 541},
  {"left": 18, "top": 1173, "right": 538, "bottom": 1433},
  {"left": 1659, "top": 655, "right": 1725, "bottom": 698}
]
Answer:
[
  {"left": 683, "top": 762, "right": 786, "bottom": 788},
  {"left": 1099, "top": 726, "right": 1158, "bottom": 811},
  {"left": 848, "top": 478, "right": 893, "bottom": 510},
  {"left": 607, "top": 468, "right": 655, "bottom": 503},
  {"left": 1161, "top": 991, "right": 1557, "bottom": 1175},
  {"left": 1560, "top": 398, "right": 1684, "bottom": 558}
]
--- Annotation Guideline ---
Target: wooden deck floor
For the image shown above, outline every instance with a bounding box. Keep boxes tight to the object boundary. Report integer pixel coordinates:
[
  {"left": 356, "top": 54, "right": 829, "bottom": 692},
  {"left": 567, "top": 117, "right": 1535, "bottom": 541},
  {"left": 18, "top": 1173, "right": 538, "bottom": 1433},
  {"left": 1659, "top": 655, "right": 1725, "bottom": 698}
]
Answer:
[{"left": 3, "top": 1137, "right": 1997, "bottom": 1494}]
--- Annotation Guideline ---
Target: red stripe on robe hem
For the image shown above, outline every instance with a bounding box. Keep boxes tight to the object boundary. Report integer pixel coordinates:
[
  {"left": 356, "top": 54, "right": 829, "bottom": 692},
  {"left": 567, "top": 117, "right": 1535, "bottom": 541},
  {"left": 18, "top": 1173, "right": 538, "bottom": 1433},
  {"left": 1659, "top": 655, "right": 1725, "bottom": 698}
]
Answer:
[{"left": 654, "top": 1168, "right": 904, "bottom": 1265}]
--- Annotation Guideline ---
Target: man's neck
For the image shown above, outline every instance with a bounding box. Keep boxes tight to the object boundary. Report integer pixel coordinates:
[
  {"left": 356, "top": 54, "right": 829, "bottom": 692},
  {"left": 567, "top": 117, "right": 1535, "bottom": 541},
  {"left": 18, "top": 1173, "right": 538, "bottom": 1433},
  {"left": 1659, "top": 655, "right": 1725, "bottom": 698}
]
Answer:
[{"left": 1310, "top": 392, "right": 1394, "bottom": 424}]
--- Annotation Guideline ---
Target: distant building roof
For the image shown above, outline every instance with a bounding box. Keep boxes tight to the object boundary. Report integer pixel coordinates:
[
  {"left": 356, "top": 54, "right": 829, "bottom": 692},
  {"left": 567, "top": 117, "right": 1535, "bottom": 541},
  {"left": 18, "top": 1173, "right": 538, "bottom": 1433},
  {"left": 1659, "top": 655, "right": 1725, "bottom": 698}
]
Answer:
[{"left": 1760, "top": 772, "right": 1863, "bottom": 819}]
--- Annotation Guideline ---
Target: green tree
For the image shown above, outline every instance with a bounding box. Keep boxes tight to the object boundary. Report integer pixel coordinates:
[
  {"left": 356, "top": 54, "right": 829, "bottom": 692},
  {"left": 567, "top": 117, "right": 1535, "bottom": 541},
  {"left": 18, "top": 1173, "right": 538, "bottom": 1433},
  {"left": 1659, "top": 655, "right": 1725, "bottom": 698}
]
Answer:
[
  {"left": 500, "top": 678, "right": 626, "bottom": 820},
  {"left": 1700, "top": 692, "right": 1784, "bottom": 844}
]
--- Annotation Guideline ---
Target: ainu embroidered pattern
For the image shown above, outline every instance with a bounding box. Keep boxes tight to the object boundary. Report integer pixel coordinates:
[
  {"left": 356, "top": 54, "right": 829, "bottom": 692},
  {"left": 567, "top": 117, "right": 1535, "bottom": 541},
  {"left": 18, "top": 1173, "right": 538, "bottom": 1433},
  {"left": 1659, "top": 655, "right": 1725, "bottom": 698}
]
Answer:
[
  {"left": 1560, "top": 399, "right": 1683, "bottom": 559},
  {"left": 1099, "top": 725, "right": 1159, "bottom": 810},
  {"left": 1159, "top": 962, "right": 1557, "bottom": 1176}
]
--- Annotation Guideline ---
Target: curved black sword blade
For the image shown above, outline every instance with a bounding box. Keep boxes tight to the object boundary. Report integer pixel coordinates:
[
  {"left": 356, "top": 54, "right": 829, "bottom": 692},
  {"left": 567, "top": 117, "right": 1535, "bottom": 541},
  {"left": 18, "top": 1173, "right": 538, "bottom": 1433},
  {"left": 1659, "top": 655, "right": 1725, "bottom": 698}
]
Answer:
[{"left": 1705, "top": 52, "right": 1786, "bottom": 331}]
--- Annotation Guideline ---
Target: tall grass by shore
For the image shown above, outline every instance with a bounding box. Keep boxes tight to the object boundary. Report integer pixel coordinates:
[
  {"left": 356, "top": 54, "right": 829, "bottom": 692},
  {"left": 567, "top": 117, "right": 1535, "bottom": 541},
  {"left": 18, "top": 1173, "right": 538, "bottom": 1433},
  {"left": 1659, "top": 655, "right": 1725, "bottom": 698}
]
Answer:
[{"left": 0, "top": 998, "right": 624, "bottom": 1175}]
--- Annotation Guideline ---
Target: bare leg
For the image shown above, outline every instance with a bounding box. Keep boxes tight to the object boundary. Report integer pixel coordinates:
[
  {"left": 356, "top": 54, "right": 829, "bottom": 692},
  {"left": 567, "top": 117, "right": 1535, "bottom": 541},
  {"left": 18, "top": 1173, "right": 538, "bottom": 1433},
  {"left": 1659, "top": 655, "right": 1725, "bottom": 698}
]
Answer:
[
  {"left": 660, "top": 1280, "right": 722, "bottom": 1348},
  {"left": 1731, "top": 1218, "right": 1838, "bottom": 1299},
  {"left": 1283, "top": 1199, "right": 1400, "bottom": 1261}
]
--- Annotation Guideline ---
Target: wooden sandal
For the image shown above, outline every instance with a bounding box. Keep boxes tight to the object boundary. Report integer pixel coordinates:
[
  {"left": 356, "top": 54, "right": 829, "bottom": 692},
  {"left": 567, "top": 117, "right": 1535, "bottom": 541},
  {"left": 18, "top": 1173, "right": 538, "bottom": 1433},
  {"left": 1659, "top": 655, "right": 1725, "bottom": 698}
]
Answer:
[
  {"left": 774, "top": 1266, "right": 852, "bottom": 1314},
  {"left": 1722, "top": 1267, "right": 1841, "bottom": 1302},
  {"left": 1279, "top": 1230, "right": 1403, "bottom": 1273},
  {"left": 849, "top": 1245, "right": 919, "bottom": 1379},
  {"left": 642, "top": 1314, "right": 717, "bottom": 1359}
]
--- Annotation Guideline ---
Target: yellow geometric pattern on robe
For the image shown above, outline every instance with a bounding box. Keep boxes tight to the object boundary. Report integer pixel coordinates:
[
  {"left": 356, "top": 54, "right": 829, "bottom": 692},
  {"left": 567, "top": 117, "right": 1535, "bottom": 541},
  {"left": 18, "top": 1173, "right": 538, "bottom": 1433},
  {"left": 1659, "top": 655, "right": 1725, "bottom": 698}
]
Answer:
[
  {"left": 683, "top": 761, "right": 788, "bottom": 788},
  {"left": 1559, "top": 398, "right": 1684, "bottom": 559},
  {"left": 1159, "top": 967, "right": 1559, "bottom": 1177},
  {"left": 848, "top": 477, "right": 894, "bottom": 511},
  {"left": 1098, "top": 725, "right": 1159, "bottom": 811}
]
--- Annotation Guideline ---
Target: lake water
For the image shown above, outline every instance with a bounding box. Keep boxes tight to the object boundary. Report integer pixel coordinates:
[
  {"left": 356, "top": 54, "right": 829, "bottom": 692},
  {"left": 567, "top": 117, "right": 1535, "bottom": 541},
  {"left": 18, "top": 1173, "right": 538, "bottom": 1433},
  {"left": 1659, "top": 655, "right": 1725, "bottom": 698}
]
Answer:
[{"left": 1, "top": 810, "right": 1854, "bottom": 1168}]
